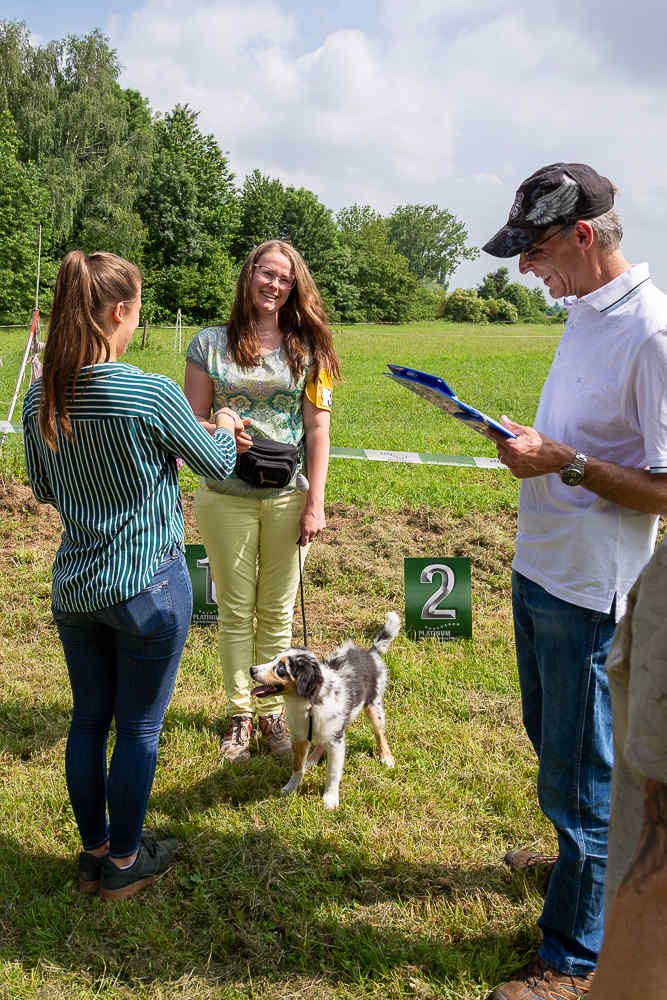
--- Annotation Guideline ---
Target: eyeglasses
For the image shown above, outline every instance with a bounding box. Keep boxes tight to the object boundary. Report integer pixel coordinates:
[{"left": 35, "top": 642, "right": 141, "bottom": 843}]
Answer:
[
  {"left": 253, "top": 264, "right": 295, "bottom": 290},
  {"left": 522, "top": 225, "right": 569, "bottom": 259}
]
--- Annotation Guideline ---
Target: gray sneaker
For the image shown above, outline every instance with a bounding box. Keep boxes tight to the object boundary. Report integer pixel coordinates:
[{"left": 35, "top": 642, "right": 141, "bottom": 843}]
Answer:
[
  {"left": 259, "top": 711, "right": 292, "bottom": 758},
  {"left": 99, "top": 835, "right": 178, "bottom": 901},
  {"left": 220, "top": 714, "right": 253, "bottom": 762}
]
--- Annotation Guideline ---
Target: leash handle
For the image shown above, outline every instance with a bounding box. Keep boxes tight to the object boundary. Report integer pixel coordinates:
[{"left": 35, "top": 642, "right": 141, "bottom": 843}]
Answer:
[{"left": 298, "top": 542, "right": 308, "bottom": 647}]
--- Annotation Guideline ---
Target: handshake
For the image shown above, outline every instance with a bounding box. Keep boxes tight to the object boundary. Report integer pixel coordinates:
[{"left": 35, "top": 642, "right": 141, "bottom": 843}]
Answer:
[{"left": 213, "top": 407, "right": 253, "bottom": 455}]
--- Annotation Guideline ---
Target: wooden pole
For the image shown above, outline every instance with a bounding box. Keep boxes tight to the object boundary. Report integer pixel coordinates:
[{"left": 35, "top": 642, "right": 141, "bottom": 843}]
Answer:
[{"left": 141, "top": 319, "right": 148, "bottom": 349}]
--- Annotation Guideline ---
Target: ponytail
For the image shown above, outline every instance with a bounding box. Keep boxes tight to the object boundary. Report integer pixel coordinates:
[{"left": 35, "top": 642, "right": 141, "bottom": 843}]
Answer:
[{"left": 39, "top": 251, "right": 141, "bottom": 450}]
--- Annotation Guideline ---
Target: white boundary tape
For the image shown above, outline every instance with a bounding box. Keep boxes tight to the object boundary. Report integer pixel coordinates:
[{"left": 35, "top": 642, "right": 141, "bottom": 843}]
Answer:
[
  {"left": 1, "top": 423, "right": 505, "bottom": 470},
  {"left": 329, "top": 446, "right": 505, "bottom": 469}
]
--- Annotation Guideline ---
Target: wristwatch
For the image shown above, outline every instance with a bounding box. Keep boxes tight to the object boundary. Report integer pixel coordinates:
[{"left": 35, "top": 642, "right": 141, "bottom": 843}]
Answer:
[{"left": 560, "top": 451, "right": 587, "bottom": 486}]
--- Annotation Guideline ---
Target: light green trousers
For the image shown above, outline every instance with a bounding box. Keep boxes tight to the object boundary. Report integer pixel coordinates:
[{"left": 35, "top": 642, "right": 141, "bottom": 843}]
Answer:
[{"left": 194, "top": 484, "right": 309, "bottom": 716}]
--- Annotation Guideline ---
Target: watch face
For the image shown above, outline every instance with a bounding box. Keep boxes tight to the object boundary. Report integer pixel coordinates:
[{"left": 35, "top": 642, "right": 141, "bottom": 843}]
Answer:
[{"left": 560, "top": 451, "right": 586, "bottom": 486}]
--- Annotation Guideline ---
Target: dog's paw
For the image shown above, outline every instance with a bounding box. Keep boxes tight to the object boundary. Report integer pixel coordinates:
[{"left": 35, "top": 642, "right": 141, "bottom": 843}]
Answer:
[
  {"left": 280, "top": 776, "right": 301, "bottom": 796},
  {"left": 380, "top": 753, "right": 395, "bottom": 769},
  {"left": 322, "top": 791, "right": 339, "bottom": 809}
]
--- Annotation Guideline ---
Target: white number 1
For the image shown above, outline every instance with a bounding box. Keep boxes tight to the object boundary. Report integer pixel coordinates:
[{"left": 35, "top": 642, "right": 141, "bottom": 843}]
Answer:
[
  {"left": 196, "top": 556, "right": 217, "bottom": 605},
  {"left": 420, "top": 563, "right": 456, "bottom": 619}
]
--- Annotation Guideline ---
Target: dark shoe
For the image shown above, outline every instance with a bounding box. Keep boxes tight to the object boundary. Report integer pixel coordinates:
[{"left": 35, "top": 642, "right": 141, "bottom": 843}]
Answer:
[
  {"left": 487, "top": 955, "right": 594, "bottom": 999},
  {"left": 504, "top": 849, "right": 558, "bottom": 874},
  {"left": 259, "top": 711, "right": 292, "bottom": 758},
  {"left": 99, "top": 835, "right": 178, "bottom": 901},
  {"left": 220, "top": 714, "right": 253, "bottom": 762},
  {"left": 504, "top": 849, "right": 558, "bottom": 895},
  {"left": 78, "top": 850, "right": 105, "bottom": 894}
]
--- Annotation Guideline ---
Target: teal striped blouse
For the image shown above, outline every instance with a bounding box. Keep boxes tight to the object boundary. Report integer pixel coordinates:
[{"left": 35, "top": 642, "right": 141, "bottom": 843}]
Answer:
[{"left": 22, "top": 362, "right": 236, "bottom": 613}]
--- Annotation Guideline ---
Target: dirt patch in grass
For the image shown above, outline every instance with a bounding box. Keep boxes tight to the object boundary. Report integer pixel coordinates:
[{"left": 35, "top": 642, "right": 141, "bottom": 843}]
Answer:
[
  {"left": 0, "top": 481, "right": 517, "bottom": 650},
  {"left": 0, "top": 479, "right": 60, "bottom": 566}
]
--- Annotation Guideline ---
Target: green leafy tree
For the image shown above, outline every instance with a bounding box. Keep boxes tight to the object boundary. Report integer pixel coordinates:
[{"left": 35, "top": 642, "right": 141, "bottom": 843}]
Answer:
[
  {"left": 501, "top": 282, "right": 532, "bottom": 319},
  {"left": 233, "top": 169, "right": 287, "bottom": 259},
  {"left": 337, "top": 205, "right": 418, "bottom": 323},
  {"left": 140, "top": 104, "right": 238, "bottom": 267},
  {"left": 144, "top": 242, "right": 239, "bottom": 324},
  {"left": 117, "top": 86, "right": 152, "bottom": 133},
  {"left": 280, "top": 186, "right": 359, "bottom": 320},
  {"left": 0, "top": 109, "right": 54, "bottom": 319},
  {"left": 485, "top": 297, "right": 519, "bottom": 324},
  {"left": 503, "top": 282, "right": 551, "bottom": 321},
  {"left": 138, "top": 105, "right": 239, "bottom": 322},
  {"left": 0, "top": 23, "right": 153, "bottom": 258},
  {"left": 477, "top": 266, "right": 510, "bottom": 300},
  {"left": 529, "top": 287, "right": 548, "bottom": 314},
  {"left": 386, "top": 203, "right": 478, "bottom": 284},
  {"left": 440, "top": 288, "right": 488, "bottom": 323}
]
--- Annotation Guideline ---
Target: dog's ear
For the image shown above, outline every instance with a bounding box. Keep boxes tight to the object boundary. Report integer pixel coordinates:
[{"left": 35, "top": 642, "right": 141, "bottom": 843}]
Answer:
[{"left": 293, "top": 653, "right": 323, "bottom": 698}]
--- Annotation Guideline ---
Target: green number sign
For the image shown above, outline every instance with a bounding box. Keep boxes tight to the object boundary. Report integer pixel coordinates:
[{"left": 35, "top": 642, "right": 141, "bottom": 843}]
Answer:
[
  {"left": 185, "top": 544, "right": 218, "bottom": 625},
  {"left": 404, "top": 557, "right": 472, "bottom": 640}
]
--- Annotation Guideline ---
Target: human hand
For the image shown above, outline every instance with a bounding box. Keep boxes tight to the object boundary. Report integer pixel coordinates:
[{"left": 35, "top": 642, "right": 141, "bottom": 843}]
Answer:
[
  {"left": 493, "top": 415, "right": 575, "bottom": 479},
  {"left": 299, "top": 502, "right": 326, "bottom": 545},
  {"left": 214, "top": 407, "right": 242, "bottom": 435},
  {"left": 235, "top": 418, "right": 253, "bottom": 455}
]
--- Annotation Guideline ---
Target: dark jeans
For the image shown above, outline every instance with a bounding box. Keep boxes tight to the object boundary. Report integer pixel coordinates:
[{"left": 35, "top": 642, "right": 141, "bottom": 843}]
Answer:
[
  {"left": 512, "top": 570, "right": 615, "bottom": 976},
  {"left": 53, "top": 550, "right": 192, "bottom": 858}
]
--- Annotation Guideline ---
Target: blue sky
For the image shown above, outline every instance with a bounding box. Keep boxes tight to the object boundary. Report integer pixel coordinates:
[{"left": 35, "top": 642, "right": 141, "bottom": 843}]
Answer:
[{"left": 5, "top": 0, "right": 667, "bottom": 297}]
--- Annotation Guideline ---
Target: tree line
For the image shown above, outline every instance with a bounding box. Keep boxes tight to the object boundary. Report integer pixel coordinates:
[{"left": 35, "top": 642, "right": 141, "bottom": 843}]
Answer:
[{"left": 0, "top": 22, "right": 558, "bottom": 327}]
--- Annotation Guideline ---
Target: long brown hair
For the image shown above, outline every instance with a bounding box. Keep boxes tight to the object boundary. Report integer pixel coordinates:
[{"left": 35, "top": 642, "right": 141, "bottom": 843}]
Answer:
[
  {"left": 227, "top": 240, "right": 341, "bottom": 381},
  {"left": 39, "top": 250, "right": 141, "bottom": 450}
]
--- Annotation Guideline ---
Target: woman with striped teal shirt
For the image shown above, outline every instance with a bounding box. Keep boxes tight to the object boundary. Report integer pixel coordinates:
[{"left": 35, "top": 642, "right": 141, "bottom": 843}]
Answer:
[{"left": 22, "top": 250, "right": 242, "bottom": 900}]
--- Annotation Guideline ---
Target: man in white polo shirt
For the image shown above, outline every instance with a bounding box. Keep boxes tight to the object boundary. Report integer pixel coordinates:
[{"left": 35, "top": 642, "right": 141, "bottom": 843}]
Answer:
[{"left": 482, "top": 163, "right": 667, "bottom": 1000}]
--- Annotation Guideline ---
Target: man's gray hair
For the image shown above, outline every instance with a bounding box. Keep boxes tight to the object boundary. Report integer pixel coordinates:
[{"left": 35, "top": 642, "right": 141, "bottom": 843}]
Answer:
[
  {"left": 588, "top": 209, "right": 623, "bottom": 250},
  {"left": 559, "top": 193, "right": 623, "bottom": 252}
]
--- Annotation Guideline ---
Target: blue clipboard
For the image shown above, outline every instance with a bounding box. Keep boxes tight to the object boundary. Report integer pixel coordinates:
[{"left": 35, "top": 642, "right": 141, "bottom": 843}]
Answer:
[{"left": 385, "top": 364, "right": 516, "bottom": 440}]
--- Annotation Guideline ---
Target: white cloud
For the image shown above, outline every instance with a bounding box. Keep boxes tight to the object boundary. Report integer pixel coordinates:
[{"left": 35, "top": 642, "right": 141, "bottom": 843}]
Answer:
[{"left": 108, "top": 0, "right": 667, "bottom": 293}]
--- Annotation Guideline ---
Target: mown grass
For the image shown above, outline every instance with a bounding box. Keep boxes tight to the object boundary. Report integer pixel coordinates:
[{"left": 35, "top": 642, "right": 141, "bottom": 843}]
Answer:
[
  {"left": 0, "top": 320, "right": 561, "bottom": 999},
  {"left": 1, "top": 319, "right": 561, "bottom": 511}
]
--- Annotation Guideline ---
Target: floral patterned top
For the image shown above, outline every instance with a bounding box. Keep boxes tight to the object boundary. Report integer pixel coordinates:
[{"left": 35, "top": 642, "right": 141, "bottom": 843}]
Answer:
[{"left": 186, "top": 324, "right": 311, "bottom": 497}]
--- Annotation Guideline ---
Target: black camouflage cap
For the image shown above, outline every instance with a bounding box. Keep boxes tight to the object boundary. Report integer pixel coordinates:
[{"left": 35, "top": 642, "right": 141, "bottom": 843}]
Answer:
[{"left": 483, "top": 162, "right": 615, "bottom": 258}]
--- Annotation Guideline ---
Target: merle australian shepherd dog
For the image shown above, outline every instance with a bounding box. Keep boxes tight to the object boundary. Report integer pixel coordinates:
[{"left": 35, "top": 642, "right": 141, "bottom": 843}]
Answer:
[{"left": 250, "top": 612, "right": 400, "bottom": 809}]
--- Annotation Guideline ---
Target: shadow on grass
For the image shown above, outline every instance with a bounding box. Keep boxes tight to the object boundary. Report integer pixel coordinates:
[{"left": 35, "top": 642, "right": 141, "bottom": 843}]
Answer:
[
  {"left": 0, "top": 697, "right": 70, "bottom": 758},
  {"left": 161, "top": 705, "right": 224, "bottom": 737},
  {"left": 0, "top": 827, "right": 539, "bottom": 995},
  {"left": 155, "top": 718, "right": 392, "bottom": 811}
]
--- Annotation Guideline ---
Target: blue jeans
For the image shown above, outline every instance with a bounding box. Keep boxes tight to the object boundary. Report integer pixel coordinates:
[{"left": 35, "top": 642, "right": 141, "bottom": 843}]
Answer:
[
  {"left": 512, "top": 570, "right": 615, "bottom": 976},
  {"left": 53, "top": 550, "right": 192, "bottom": 858}
]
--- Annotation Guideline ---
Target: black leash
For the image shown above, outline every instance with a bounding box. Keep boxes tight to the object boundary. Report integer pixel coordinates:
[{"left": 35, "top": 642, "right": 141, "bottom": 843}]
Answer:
[
  {"left": 297, "top": 541, "right": 308, "bottom": 648},
  {"left": 297, "top": 540, "right": 312, "bottom": 741}
]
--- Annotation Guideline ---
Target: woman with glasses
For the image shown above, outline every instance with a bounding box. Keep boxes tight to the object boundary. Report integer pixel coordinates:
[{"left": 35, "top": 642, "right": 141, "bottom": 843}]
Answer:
[{"left": 185, "top": 240, "right": 340, "bottom": 762}]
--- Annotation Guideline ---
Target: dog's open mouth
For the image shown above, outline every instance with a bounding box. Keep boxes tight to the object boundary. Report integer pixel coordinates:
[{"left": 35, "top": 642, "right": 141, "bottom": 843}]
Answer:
[{"left": 251, "top": 684, "right": 283, "bottom": 698}]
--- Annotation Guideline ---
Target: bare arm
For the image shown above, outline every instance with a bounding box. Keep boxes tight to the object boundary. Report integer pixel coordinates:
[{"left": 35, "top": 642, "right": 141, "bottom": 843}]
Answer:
[
  {"left": 300, "top": 394, "right": 331, "bottom": 545},
  {"left": 184, "top": 361, "right": 252, "bottom": 454},
  {"left": 494, "top": 416, "right": 667, "bottom": 515},
  {"left": 589, "top": 779, "right": 667, "bottom": 999},
  {"left": 185, "top": 362, "right": 215, "bottom": 434}
]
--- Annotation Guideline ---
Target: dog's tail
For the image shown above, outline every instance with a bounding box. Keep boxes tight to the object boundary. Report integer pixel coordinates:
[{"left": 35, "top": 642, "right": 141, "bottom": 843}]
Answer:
[{"left": 371, "top": 612, "right": 401, "bottom": 656}]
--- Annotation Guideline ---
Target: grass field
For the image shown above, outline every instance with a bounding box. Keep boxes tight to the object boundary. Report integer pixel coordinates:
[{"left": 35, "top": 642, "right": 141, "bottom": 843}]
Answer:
[{"left": 0, "top": 320, "right": 562, "bottom": 1000}]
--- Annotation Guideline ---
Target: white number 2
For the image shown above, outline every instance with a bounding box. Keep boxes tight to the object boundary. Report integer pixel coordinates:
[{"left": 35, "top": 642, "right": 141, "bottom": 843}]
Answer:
[{"left": 420, "top": 563, "right": 456, "bottom": 619}]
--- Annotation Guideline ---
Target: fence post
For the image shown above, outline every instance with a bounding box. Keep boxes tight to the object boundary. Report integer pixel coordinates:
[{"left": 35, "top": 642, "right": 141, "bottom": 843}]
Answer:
[{"left": 141, "top": 319, "right": 148, "bottom": 349}]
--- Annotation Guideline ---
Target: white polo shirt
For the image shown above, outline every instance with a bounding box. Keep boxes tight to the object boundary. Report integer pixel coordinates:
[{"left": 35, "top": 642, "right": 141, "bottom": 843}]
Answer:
[{"left": 513, "top": 263, "right": 667, "bottom": 618}]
